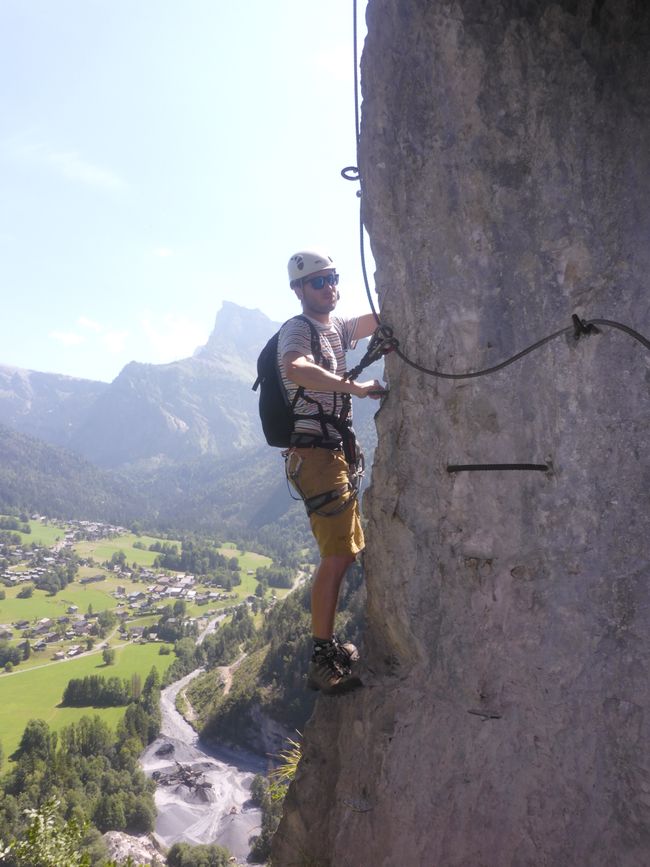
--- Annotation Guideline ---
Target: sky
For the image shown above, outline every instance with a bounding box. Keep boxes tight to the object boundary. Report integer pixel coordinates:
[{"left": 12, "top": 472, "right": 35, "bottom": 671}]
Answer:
[{"left": 0, "top": 0, "right": 375, "bottom": 382}]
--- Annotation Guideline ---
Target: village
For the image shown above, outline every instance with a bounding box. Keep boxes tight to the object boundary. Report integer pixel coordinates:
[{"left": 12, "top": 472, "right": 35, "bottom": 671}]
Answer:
[{"left": 0, "top": 516, "right": 266, "bottom": 666}]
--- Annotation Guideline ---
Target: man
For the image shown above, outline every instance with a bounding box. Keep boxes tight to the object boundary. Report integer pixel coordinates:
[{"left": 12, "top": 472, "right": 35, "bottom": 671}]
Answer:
[{"left": 279, "top": 249, "right": 384, "bottom": 694}]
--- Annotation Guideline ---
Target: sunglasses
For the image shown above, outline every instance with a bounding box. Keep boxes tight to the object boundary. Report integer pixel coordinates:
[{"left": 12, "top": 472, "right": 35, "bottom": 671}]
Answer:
[{"left": 304, "top": 273, "right": 340, "bottom": 290}]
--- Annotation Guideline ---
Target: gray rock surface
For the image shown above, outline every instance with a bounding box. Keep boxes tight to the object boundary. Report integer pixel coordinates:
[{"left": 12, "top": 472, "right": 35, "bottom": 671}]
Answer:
[
  {"left": 102, "top": 831, "right": 164, "bottom": 866},
  {"left": 273, "top": 1, "right": 650, "bottom": 865}
]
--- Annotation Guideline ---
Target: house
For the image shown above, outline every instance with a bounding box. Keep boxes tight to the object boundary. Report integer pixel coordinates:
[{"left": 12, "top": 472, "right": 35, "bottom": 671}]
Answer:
[{"left": 34, "top": 618, "right": 54, "bottom": 634}]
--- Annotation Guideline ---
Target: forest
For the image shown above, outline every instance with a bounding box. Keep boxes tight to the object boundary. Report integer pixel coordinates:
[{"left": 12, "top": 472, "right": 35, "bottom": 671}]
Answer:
[{"left": 0, "top": 668, "right": 162, "bottom": 865}]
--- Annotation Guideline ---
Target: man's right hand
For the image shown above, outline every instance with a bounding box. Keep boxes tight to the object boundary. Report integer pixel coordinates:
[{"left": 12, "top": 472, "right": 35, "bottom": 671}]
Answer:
[{"left": 350, "top": 379, "right": 387, "bottom": 399}]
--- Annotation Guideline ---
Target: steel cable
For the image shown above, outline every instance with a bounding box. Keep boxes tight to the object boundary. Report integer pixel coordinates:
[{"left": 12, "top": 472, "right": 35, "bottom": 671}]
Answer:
[{"left": 343, "top": 1, "right": 650, "bottom": 381}]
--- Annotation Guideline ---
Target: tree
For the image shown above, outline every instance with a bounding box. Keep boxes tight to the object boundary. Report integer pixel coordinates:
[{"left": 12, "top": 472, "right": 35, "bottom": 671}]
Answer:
[
  {"left": 93, "top": 793, "right": 126, "bottom": 832},
  {"left": 109, "top": 550, "right": 127, "bottom": 568},
  {"left": 15, "top": 720, "right": 54, "bottom": 763},
  {"left": 0, "top": 798, "right": 91, "bottom": 867},
  {"left": 250, "top": 774, "right": 267, "bottom": 806},
  {"left": 130, "top": 672, "right": 142, "bottom": 701},
  {"left": 97, "top": 609, "right": 117, "bottom": 638},
  {"left": 102, "top": 647, "right": 115, "bottom": 666},
  {"left": 125, "top": 797, "right": 155, "bottom": 834},
  {"left": 166, "top": 842, "right": 232, "bottom": 867}
]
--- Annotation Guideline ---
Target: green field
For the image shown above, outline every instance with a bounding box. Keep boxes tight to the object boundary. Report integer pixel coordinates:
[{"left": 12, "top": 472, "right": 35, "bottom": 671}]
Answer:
[
  {"left": 76, "top": 567, "right": 142, "bottom": 595},
  {"left": 0, "top": 581, "right": 119, "bottom": 624},
  {"left": 73, "top": 533, "right": 181, "bottom": 568},
  {"left": 0, "top": 642, "right": 175, "bottom": 760},
  {"left": 0, "top": 517, "right": 66, "bottom": 548},
  {"left": 216, "top": 547, "right": 272, "bottom": 573}
]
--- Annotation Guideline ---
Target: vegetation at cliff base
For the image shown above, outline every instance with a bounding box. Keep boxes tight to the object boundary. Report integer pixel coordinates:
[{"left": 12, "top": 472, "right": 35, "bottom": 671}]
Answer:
[
  {"left": 0, "top": 668, "right": 162, "bottom": 865},
  {"left": 166, "top": 842, "right": 232, "bottom": 866},
  {"left": 186, "top": 562, "right": 365, "bottom": 750}
]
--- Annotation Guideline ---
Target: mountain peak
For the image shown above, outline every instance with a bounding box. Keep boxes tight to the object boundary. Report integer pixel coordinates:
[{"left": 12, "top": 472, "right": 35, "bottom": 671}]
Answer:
[{"left": 198, "top": 302, "right": 279, "bottom": 361}]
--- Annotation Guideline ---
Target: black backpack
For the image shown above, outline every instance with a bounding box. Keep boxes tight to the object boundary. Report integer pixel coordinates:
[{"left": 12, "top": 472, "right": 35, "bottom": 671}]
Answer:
[{"left": 252, "top": 315, "right": 327, "bottom": 448}]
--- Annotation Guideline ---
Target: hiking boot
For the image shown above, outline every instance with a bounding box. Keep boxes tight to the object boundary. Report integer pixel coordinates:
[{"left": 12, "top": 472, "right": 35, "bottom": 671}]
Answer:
[
  {"left": 307, "top": 643, "right": 363, "bottom": 695},
  {"left": 332, "top": 635, "right": 360, "bottom": 672}
]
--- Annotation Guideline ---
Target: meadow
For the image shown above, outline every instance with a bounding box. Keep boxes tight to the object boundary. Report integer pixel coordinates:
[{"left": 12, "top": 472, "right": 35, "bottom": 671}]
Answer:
[
  {"left": 0, "top": 581, "right": 119, "bottom": 624},
  {"left": 0, "top": 524, "right": 284, "bottom": 760},
  {"left": 216, "top": 546, "right": 272, "bottom": 574},
  {"left": 73, "top": 533, "right": 181, "bottom": 568},
  {"left": 0, "top": 642, "right": 174, "bottom": 760},
  {"left": 16, "top": 519, "right": 67, "bottom": 547}
]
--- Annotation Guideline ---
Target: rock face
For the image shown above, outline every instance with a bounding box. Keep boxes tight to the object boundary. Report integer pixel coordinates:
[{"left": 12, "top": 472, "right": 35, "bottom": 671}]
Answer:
[
  {"left": 102, "top": 831, "right": 164, "bottom": 866},
  {"left": 273, "top": 2, "right": 650, "bottom": 866}
]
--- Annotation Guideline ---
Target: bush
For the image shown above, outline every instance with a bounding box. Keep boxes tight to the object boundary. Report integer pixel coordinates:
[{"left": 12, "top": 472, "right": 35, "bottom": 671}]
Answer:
[
  {"left": 166, "top": 842, "right": 232, "bottom": 866},
  {"left": 0, "top": 798, "right": 91, "bottom": 867}
]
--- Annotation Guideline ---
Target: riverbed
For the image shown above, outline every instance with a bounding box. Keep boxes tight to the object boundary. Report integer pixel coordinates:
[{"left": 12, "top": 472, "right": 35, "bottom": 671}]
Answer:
[{"left": 140, "top": 669, "right": 267, "bottom": 864}]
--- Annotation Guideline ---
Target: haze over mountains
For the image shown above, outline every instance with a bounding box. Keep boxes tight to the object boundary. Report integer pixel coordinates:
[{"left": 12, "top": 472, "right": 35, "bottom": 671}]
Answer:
[
  {"left": 0, "top": 303, "right": 381, "bottom": 530},
  {"left": 0, "top": 302, "right": 274, "bottom": 469}
]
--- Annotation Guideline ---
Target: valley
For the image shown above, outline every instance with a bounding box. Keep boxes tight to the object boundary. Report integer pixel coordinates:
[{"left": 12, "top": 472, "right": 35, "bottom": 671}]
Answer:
[{"left": 0, "top": 514, "right": 289, "bottom": 760}]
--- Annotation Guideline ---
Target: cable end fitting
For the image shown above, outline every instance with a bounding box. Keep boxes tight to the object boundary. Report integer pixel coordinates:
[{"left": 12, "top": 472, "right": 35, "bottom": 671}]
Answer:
[
  {"left": 572, "top": 314, "right": 601, "bottom": 340},
  {"left": 341, "top": 166, "right": 360, "bottom": 182}
]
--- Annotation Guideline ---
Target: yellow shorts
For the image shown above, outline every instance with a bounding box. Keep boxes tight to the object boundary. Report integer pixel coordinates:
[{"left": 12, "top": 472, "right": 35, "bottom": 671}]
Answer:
[{"left": 286, "top": 447, "right": 365, "bottom": 558}]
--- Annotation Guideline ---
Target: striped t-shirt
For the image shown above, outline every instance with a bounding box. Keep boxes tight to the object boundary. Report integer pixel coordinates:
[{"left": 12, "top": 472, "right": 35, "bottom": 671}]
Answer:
[{"left": 277, "top": 314, "right": 358, "bottom": 441}]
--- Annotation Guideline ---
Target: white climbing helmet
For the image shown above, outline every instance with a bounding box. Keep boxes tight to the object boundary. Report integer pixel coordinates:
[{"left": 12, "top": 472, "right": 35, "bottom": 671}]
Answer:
[{"left": 287, "top": 250, "right": 337, "bottom": 282}]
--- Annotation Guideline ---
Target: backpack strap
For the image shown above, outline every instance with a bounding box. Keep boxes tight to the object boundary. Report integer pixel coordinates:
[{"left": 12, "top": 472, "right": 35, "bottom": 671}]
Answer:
[
  {"left": 293, "top": 314, "right": 330, "bottom": 371},
  {"left": 287, "top": 315, "right": 336, "bottom": 440},
  {"left": 281, "top": 314, "right": 355, "bottom": 444}
]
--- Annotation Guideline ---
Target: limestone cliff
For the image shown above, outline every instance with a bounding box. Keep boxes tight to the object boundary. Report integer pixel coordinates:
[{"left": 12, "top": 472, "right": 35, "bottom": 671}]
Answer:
[{"left": 273, "top": 2, "right": 650, "bottom": 865}]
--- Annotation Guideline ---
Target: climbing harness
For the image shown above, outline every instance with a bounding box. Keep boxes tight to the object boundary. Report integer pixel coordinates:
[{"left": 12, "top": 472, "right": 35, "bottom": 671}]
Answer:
[{"left": 285, "top": 446, "right": 365, "bottom": 518}]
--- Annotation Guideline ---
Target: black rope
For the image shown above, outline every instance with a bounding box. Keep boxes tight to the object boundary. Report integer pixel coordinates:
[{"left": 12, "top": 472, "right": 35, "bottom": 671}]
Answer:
[
  {"left": 344, "top": 0, "right": 650, "bottom": 381},
  {"left": 586, "top": 319, "right": 650, "bottom": 352},
  {"left": 341, "top": 166, "right": 360, "bottom": 183},
  {"left": 352, "top": 0, "right": 360, "bottom": 151},
  {"left": 447, "top": 464, "right": 550, "bottom": 473}
]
